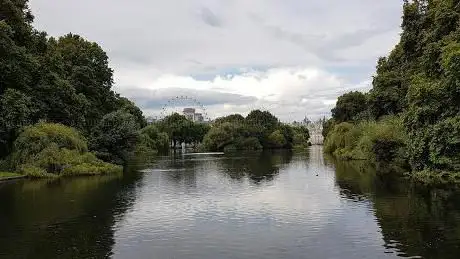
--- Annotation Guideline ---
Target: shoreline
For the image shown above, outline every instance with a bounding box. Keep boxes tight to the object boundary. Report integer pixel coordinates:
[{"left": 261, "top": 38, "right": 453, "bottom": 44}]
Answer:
[{"left": 0, "top": 175, "right": 26, "bottom": 182}]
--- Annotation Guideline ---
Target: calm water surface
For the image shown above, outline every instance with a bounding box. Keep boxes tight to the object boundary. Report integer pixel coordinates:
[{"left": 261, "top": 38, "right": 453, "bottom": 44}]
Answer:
[{"left": 2, "top": 146, "right": 460, "bottom": 258}]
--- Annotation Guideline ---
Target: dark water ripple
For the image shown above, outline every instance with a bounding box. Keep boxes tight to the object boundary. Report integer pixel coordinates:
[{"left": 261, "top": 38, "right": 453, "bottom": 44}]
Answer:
[{"left": 2, "top": 147, "right": 460, "bottom": 258}]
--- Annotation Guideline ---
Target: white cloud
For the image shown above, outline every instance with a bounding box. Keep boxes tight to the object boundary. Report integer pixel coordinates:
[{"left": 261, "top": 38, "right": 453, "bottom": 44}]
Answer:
[
  {"left": 116, "top": 67, "right": 370, "bottom": 121},
  {"left": 29, "top": 0, "right": 403, "bottom": 121}
]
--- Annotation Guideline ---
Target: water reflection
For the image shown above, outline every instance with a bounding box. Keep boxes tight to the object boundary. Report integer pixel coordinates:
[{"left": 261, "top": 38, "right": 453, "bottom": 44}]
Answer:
[
  {"left": 0, "top": 173, "right": 143, "bottom": 259},
  {"left": 331, "top": 155, "right": 460, "bottom": 259},
  {"left": 218, "top": 150, "right": 293, "bottom": 184},
  {"left": 114, "top": 149, "right": 395, "bottom": 259},
  {"left": 2, "top": 148, "right": 460, "bottom": 258}
]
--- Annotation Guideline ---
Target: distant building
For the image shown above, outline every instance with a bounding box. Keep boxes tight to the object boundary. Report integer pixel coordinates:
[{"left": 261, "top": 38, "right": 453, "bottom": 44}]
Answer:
[
  {"left": 302, "top": 116, "right": 312, "bottom": 125},
  {"left": 183, "top": 108, "right": 196, "bottom": 121},
  {"left": 146, "top": 116, "right": 158, "bottom": 124},
  {"left": 195, "top": 113, "right": 204, "bottom": 122},
  {"left": 182, "top": 108, "right": 205, "bottom": 122}
]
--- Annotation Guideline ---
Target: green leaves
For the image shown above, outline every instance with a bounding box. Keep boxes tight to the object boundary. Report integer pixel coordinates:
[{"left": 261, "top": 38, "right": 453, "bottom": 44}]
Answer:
[
  {"left": 157, "top": 113, "right": 210, "bottom": 147},
  {"left": 89, "top": 110, "right": 141, "bottom": 165},
  {"left": 332, "top": 91, "right": 367, "bottom": 123},
  {"left": 325, "top": 0, "right": 460, "bottom": 178},
  {"left": 12, "top": 122, "right": 88, "bottom": 167},
  {"left": 10, "top": 122, "right": 122, "bottom": 177},
  {"left": 0, "top": 1, "right": 148, "bottom": 165},
  {"left": 139, "top": 124, "right": 170, "bottom": 154},
  {"left": 427, "top": 117, "right": 460, "bottom": 171},
  {"left": 203, "top": 111, "right": 307, "bottom": 151}
]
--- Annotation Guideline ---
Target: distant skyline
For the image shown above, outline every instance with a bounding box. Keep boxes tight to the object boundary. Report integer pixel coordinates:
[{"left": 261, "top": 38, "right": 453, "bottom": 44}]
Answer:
[{"left": 29, "top": 0, "right": 403, "bottom": 121}]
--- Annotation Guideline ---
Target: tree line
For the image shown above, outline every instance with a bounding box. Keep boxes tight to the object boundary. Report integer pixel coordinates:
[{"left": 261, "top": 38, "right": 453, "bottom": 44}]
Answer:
[
  {"left": 323, "top": 0, "right": 460, "bottom": 185},
  {"left": 0, "top": 1, "right": 169, "bottom": 177},
  {"left": 0, "top": 1, "right": 311, "bottom": 178},
  {"left": 203, "top": 110, "right": 310, "bottom": 152}
]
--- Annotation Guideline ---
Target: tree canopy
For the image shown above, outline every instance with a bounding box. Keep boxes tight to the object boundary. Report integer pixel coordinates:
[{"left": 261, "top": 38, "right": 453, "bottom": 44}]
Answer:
[
  {"left": 327, "top": 0, "right": 460, "bottom": 182},
  {"left": 203, "top": 110, "right": 309, "bottom": 152},
  {"left": 157, "top": 113, "right": 210, "bottom": 148},
  {"left": 0, "top": 0, "right": 175, "bottom": 175},
  {"left": 331, "top": 91, "right": 367, "bottom": 123}
]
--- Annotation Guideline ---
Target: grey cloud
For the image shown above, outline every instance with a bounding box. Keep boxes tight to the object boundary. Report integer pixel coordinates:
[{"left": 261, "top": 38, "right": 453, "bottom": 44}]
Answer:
[
  {"left": 118, "top": 84, "right": 344, "bottom": 121},
  {"left": 29, "top": 0, "right": 399, "bottom": 120},
  {"left": 119, "top": 87, "right": 257, "bottom": 110},
  {"left": 30, "top": 0, "right": 402, "bottom": 76},
  {"left": 253, "top": 17, "right": 395, "bottom": 62},
  {"left": 199, "top": 7, "right": 222, "bottom": 27}
]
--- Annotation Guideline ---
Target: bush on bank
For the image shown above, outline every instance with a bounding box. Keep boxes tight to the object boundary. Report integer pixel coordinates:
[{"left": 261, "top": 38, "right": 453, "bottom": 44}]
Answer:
[
  {"left": 11, "top": 122, "right": 122, "bottom": 178},
  {"left": 324, "top": 116, "right": 408, "bottom": 174}
]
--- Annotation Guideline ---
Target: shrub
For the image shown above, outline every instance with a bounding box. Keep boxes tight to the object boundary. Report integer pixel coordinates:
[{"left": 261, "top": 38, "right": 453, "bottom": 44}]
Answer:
[
  {"left": 62, "top": 163, "right": 122, "bottom": 176},
  {"left": 12, "top": 122, "right": 88, "bottom": 167},
  {"left": 324, "top": 122, "right": 354, "bottom": 154},
  {"left": 12, "top": 122, "right": 122, "bottom": 178},
  {"left": 324, "top": 117, "right": 408, "bottom": 172},
  {"left": 19, "top": 165, "right": 56, "bottom": 178},
  {"left": 17, "top": 144, "right": 122, "bottom": 177},
  {"left": 239, "top": 137, "right": 263, "bottom": 150}
]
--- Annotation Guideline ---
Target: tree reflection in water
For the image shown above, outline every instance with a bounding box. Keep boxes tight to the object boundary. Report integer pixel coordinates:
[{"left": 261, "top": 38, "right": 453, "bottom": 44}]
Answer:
[
  {"left": 218, "top": 150, "right": 293, "bottom": 184},
  {"left": 329, "top": 155, "right": 460, "bottom": 259},
  {"left": 0, "top": 173, "right": 143, "bottom": 259}
]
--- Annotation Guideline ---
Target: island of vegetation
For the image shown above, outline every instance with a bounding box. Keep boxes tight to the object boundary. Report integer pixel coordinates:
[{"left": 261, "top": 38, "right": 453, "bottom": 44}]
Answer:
[
  {"left": 0, "top": 1, "right": 311, "bottom": 179},
  {"left": 323, "top": 0, "right": 460, "bottom": 185}
]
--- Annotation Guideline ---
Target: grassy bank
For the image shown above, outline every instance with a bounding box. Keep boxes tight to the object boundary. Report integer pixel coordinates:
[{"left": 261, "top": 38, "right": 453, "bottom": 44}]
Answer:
[
  {"left": 323, "top": 117, "right": 460, "bottom": 185},
  {"left": 0, "top": 172, "right": 24, "bottom": 180}
]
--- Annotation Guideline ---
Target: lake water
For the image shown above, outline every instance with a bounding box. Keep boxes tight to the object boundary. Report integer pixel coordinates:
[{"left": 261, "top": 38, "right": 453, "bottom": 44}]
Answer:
[{"left": 1, "top": 146, "right": 460, "bottom": 258}]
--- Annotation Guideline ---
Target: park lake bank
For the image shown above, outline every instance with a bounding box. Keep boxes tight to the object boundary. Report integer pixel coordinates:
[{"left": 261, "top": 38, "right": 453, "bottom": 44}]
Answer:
[{"left": 2, "top": 146, "right": 460, "bottom": 259}]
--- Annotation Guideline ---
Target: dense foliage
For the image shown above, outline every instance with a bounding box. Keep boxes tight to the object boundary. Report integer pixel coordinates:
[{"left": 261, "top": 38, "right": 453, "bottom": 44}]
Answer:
[
  {"left": 138, "top": 124, "right": 170, "bottom": 154},
  {"left": 203, "top": 110, "right": 310, "bottom": 152},
  {"left": 325, "top": 0, "right": 460, "bottom": 184},
  {"left": 89, "top": 111, "right": 141, "bottom": 165},
  {"left": 331, "top": 91, "right": 367, "bottom": 123},
  {"left": 11, "top": 123, "right": 122, "bottom": 177},
  {"left": 324, "top": 117, "right": 408, "bottom": 173},
  {"left": 0, "top": 1, "right": 173, "bottom": 176},
  {"left": 157, "top": 113, "right": 211, "bottom": 148}
]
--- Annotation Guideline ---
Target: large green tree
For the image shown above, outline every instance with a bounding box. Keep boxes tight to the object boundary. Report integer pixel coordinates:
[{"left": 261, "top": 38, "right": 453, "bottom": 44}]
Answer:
[
  {"left": 158, "top": 113, "right": 191, "bottom": 148},
  {"left": 331, "top": 91, "right": 367, "bottom": 123},
  {"left": 0, "top": 0, "right": 147, "bottom": 164},
  {"left": 0, "top": 89, "right": 34, "bottom": 157},
  {"left": 326, "top": 0, "right": 460, "bottom": 179}
]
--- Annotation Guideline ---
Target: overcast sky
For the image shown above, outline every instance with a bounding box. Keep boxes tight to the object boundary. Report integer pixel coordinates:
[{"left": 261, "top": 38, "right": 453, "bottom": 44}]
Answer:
[{"left": 29, "top": 0, "right": 403, "bottom": 121}]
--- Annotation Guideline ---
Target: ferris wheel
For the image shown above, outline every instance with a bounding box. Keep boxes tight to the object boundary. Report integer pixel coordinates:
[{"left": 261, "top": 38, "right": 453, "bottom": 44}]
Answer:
[{"left": 159, "top": 96, "right": 210, "bottom": 121}]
